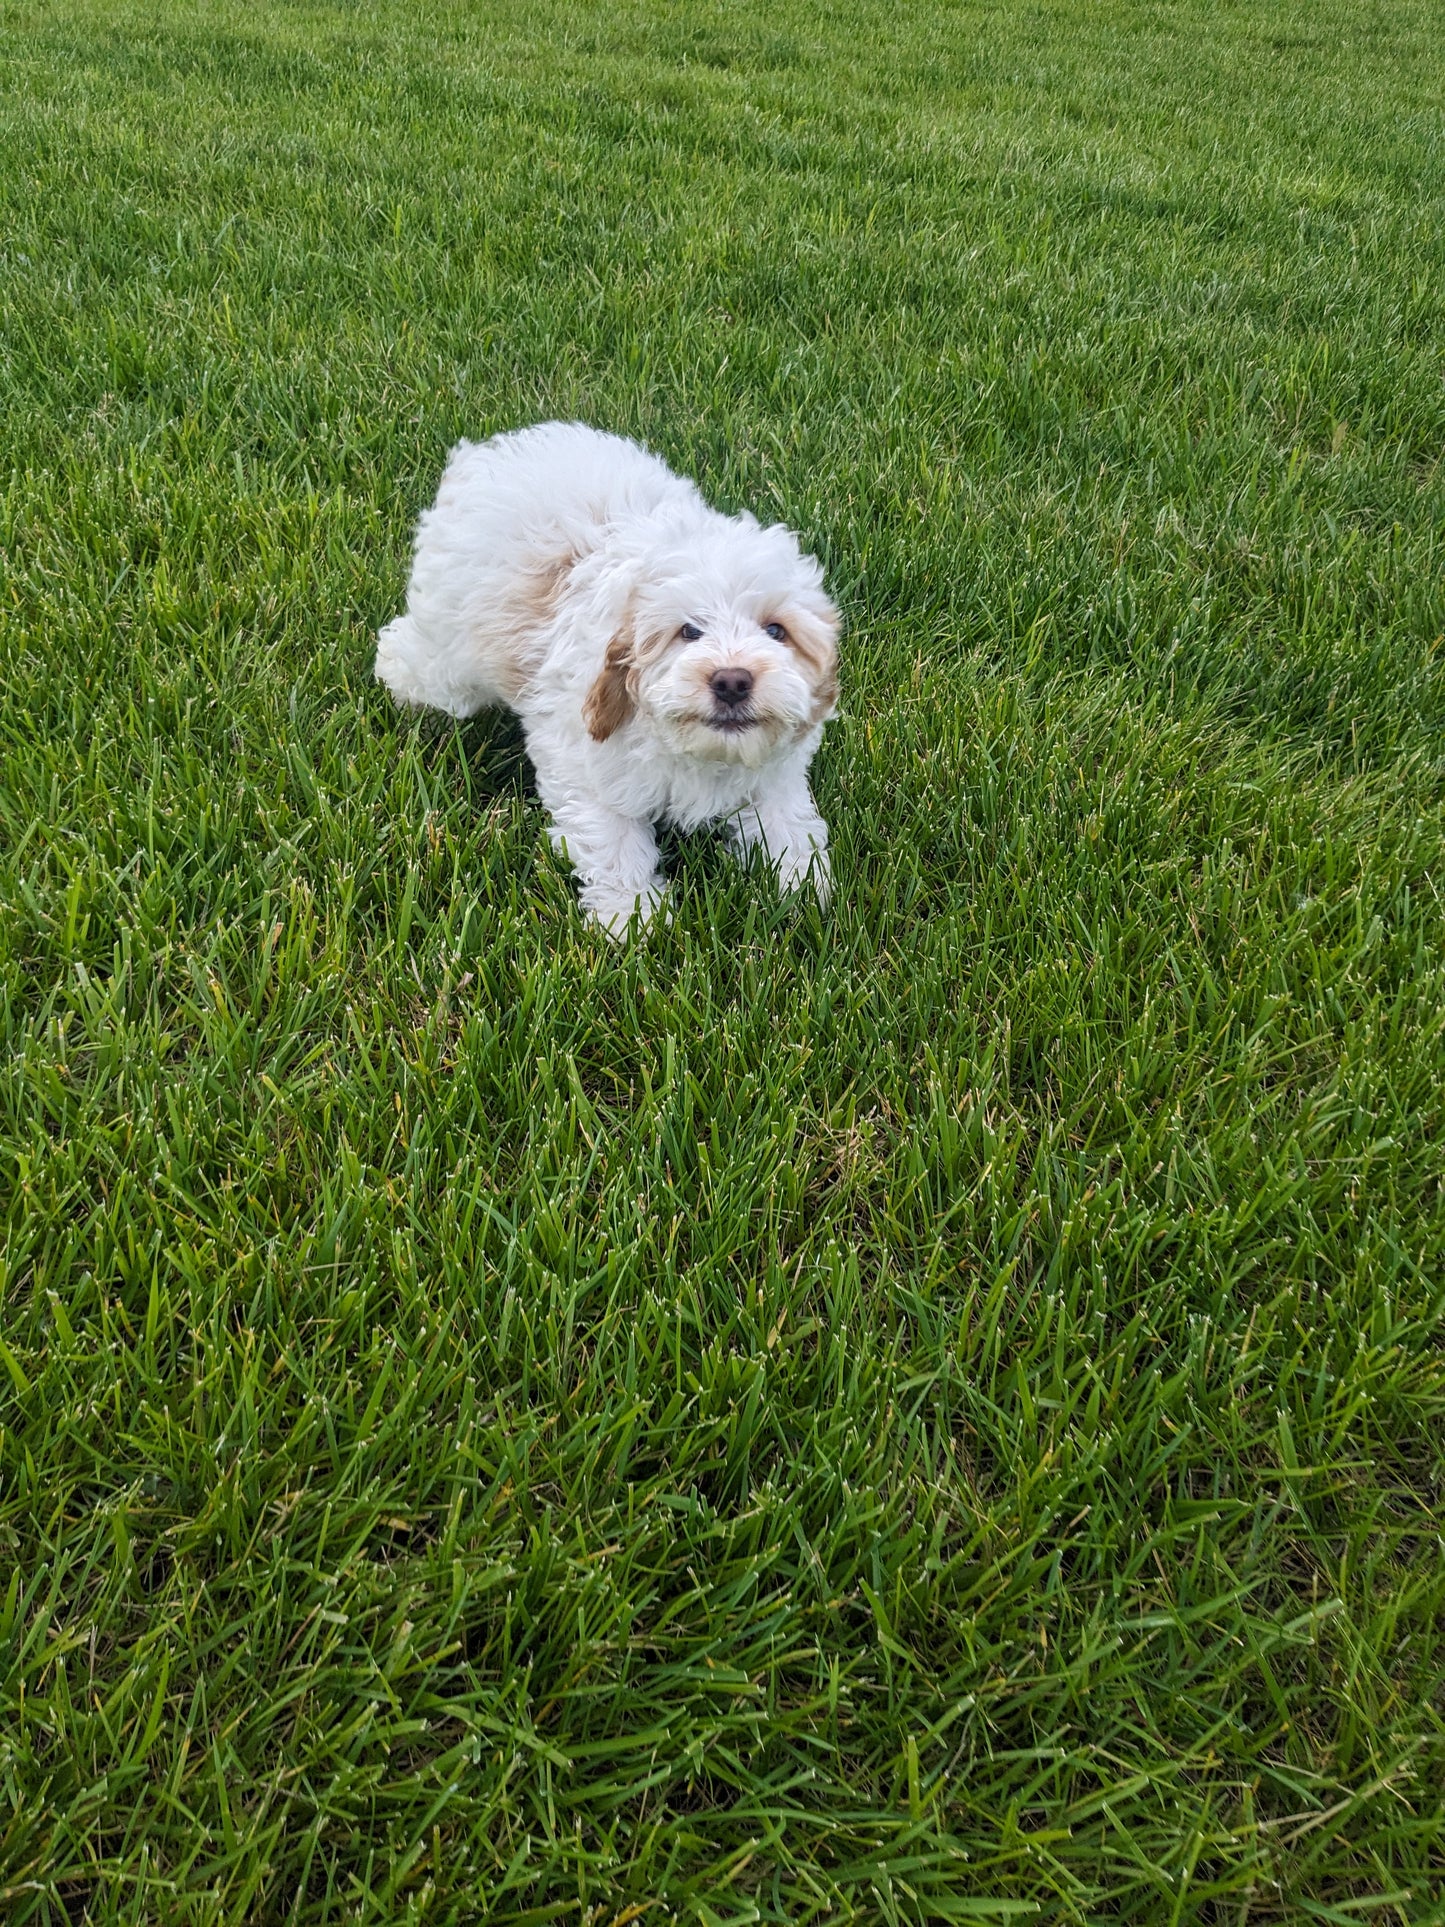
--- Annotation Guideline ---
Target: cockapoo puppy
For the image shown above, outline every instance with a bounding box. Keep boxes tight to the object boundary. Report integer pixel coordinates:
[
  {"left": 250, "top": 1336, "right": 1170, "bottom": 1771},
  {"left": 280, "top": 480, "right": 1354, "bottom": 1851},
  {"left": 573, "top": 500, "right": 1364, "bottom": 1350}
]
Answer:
[{"left": 374, "top": 422, "right": 840, "bottom": 934}]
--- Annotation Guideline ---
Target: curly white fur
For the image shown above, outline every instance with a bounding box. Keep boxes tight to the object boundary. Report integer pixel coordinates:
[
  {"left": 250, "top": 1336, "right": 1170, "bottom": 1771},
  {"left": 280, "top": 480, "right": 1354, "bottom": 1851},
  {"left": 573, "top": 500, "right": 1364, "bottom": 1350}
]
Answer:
[{"left": 375, "top": 422, "right": 841, "bottom": 935}]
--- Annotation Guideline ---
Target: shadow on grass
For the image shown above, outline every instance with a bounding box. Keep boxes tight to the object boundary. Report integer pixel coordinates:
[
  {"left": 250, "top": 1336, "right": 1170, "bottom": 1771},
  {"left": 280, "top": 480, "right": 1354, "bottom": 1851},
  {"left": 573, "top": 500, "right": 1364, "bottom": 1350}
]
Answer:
[{"left": 430, "top": 707, "right": 534, "bottom": 807}]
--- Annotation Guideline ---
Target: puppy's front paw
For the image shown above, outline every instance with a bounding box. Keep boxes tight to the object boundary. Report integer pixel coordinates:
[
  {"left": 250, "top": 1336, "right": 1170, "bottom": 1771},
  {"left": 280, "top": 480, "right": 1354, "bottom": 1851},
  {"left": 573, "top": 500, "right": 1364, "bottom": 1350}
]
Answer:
[
  {"left": 779, "top": 844, "right": 831, "bottom": 906},
  {"left": 583, "top": 878, "right": 670, "bottom": 940}
]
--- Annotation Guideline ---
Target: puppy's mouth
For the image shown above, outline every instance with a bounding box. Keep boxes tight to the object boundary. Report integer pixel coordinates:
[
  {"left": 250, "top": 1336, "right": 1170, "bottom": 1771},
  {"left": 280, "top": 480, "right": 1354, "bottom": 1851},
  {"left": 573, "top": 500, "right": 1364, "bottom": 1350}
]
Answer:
[{"left": 707, "top": 710, "right": 760, "bottom": 734}]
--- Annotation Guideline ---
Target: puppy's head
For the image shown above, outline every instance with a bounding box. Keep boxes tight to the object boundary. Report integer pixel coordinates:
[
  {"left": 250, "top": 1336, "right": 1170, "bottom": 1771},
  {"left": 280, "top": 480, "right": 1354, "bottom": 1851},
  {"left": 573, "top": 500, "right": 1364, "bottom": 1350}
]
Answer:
[{"left": 583, "top": 515, "right": 839, "bottom": 766}]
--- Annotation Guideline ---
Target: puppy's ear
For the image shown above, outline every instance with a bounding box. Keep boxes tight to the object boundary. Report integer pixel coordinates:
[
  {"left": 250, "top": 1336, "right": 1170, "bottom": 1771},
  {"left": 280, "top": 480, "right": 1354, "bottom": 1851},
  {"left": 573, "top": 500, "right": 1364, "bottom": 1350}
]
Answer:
[
  {"left": 583, "top": 627, "right": 636, "bottom": 742},
  {"left": 782, "top": 598, "right": 842, "bottom": 722}
]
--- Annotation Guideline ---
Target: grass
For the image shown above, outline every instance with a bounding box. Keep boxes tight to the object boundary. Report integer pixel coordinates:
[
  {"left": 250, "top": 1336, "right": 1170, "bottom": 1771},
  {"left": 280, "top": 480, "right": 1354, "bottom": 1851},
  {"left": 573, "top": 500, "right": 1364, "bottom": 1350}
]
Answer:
[{"left": 2, "top": 0, "right": 1444, "bottom": 1917}]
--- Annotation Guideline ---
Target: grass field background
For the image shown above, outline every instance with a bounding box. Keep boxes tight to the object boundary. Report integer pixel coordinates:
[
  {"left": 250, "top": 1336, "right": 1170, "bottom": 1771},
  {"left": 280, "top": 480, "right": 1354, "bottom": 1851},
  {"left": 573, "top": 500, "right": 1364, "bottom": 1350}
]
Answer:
[{"left": 3, "top": 0, "right": 1445, "bottom": 1919}]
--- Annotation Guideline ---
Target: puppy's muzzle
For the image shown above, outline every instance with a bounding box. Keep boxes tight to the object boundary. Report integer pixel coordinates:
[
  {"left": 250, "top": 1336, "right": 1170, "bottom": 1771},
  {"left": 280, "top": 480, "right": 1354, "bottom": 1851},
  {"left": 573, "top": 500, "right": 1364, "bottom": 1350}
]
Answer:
[{"left": 708, "top": 666, "right": 756, "bottom": 730}]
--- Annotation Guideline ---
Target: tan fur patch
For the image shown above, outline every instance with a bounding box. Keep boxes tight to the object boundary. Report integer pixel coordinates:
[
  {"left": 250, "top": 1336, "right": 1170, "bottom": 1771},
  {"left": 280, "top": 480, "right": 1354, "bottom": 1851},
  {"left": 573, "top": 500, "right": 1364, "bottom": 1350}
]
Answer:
[
  {"left": 517, "top": 549, "right": 578, "bottom": 628},
  {"left": 480, "top": 549, "right": 580, "bottom": 703}
]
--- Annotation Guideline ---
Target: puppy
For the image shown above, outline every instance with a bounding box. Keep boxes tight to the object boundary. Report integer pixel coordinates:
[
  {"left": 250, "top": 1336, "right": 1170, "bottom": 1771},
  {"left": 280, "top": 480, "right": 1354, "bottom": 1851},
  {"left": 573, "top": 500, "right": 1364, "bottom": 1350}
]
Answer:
[{"left": 374, "top": 422, "right": 840, "bottom": 934}]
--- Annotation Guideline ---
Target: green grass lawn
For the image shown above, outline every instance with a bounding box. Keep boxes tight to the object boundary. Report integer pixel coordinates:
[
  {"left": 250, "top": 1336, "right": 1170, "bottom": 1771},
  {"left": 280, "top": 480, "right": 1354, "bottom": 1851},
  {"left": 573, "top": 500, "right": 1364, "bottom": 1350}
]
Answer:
[{"left": 3, "top": 0, "right": 1445, "bottom": 1918}]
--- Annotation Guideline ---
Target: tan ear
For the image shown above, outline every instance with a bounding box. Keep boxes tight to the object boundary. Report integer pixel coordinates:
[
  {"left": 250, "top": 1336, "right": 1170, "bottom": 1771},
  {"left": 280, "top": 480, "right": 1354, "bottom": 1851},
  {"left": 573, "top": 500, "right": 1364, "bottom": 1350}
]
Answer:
[
  {"left": 782, "top": 599, "right": 842, "bottom": 722},
  {"left": 583, "top": 627, "right": 636, "bottom": 742}
]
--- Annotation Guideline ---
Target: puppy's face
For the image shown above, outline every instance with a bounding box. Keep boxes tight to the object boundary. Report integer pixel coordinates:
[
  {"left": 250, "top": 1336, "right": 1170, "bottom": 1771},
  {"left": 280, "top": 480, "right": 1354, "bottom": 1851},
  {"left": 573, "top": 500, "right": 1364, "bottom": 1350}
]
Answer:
[
  {"left": 583, "top": 519, "right": 840, "bottom": 766},
  {"left": 637, "top": 596, "right": 839, "bottom": 765}
]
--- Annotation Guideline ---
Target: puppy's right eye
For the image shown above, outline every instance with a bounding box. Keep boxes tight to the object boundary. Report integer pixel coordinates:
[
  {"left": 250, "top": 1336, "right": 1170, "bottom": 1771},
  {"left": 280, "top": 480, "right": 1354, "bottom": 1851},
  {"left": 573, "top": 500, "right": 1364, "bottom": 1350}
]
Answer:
[{"left": 679, "top": 622, "right": 703, "bottom": 642}]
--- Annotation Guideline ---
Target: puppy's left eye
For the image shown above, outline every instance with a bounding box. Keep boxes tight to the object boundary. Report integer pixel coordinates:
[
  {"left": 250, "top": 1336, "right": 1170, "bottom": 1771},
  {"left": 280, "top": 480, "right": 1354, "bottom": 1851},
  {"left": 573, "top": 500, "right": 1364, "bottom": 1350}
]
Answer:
[
  {"left": 679, "top": 622, "right": 703, "bottom": 642},
  {"left": 763, "top": 621, "right": 788, "bottom": 642}
]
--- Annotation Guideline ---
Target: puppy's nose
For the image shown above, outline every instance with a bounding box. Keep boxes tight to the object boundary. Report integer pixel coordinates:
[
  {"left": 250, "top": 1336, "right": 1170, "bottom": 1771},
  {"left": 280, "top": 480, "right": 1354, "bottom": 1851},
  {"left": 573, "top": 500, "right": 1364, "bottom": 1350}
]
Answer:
[{"left": 709, "top": 667, "right": 754, "bottom": 707}]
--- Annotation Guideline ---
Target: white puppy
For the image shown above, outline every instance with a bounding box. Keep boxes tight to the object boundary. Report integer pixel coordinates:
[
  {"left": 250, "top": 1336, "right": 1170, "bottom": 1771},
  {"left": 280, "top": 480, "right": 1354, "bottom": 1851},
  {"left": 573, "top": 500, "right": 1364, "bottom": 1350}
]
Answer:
[{"left": 374, "top": 422, "right": 841, "bottom": 934}]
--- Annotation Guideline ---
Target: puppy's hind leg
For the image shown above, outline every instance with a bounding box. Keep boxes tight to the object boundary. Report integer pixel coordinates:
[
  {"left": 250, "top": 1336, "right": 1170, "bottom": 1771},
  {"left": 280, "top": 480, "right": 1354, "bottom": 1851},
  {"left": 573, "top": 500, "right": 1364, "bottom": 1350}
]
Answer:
[
  {"left": 374, "top": 614, "right": 489, "bottom": 720},
  {"left": 543, "top": 795, "right": 669, "bottom": 939}
]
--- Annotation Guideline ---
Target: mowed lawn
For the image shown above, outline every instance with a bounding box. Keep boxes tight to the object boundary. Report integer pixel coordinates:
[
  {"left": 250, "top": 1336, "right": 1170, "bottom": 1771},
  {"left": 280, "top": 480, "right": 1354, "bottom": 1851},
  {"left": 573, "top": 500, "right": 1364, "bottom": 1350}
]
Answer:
[{"left": 3, "top": 0, "right": 1445, "bottom": 1919}]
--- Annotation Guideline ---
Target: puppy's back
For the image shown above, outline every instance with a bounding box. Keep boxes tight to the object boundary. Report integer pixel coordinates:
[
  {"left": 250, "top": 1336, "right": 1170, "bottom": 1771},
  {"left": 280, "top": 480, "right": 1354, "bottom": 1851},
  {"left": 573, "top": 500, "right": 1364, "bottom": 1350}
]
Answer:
[
  {"left": 377, "top": 423, "right": 694, "bottom": 719},
  {"left": 449, "top": 422, "right": 694, "bottom": 538}
]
